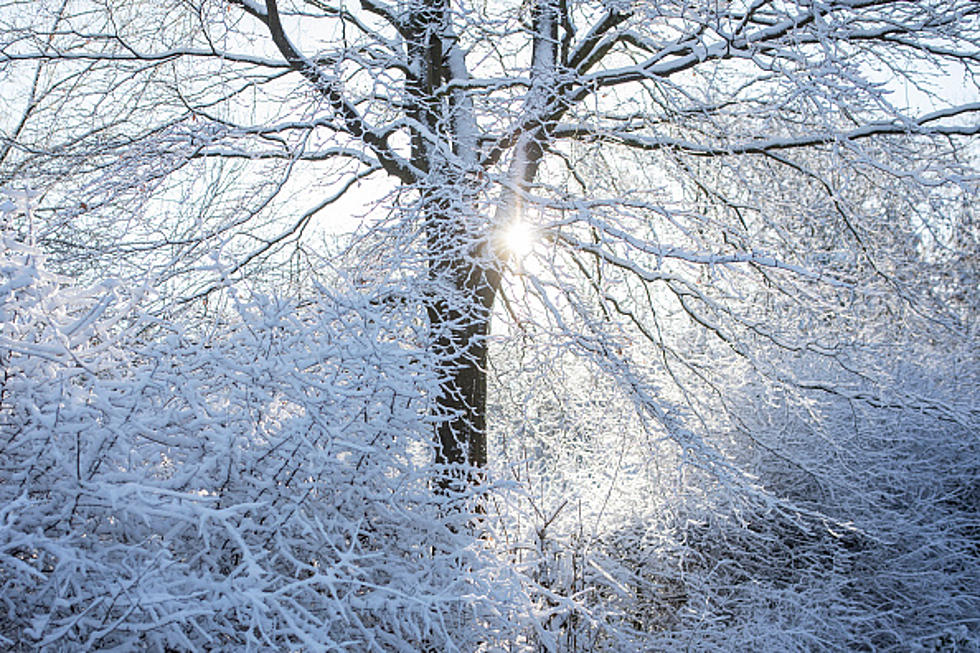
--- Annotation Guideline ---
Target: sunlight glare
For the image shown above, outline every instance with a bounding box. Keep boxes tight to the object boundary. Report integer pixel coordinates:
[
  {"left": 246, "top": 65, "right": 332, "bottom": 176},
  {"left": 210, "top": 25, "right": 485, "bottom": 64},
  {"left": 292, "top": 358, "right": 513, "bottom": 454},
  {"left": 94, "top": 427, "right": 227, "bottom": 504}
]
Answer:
[{"left": 502, "top": 219, "right": 535, "bottom": 260}]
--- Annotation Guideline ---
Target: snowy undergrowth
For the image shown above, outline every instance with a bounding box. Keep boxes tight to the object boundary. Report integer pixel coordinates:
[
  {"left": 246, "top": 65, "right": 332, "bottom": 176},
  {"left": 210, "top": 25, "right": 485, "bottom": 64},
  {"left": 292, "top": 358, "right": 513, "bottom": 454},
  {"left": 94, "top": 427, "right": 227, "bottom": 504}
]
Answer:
[
  {"left": 0, "top": 202, "right": 528, "bottom": 651},
  {"left": 3, "top": 194, "right": 977, "bottom": 651},
  {"left": 485, "top": 325, "right": 979, "bottom": 651}
]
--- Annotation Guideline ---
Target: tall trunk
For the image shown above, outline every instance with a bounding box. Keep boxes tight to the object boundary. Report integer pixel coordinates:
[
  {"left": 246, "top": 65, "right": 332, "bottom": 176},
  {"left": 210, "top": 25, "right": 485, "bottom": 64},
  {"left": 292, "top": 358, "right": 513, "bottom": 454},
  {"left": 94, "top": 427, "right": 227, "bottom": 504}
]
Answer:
[
  {"left": 426, "top": 243, "right": 498, "bottom": 491},
  {"left": 424, "top": 0, "right": 556, "bottom": 486},
  {"left": 405, "top": 0, "right": 494, "bottom": 488},
  {"left": 428, "top": 292, "right": 488, "bottom": 487},
  {"left": 410, "top": 0, "right": 556, "bottom": 489}
]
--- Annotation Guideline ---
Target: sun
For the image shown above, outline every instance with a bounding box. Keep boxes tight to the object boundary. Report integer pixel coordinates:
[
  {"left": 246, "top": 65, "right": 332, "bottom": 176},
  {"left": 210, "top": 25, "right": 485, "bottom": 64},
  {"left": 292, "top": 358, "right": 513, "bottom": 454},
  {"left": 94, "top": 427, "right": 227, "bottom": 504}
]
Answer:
[{"left": 500, "top": 220, "right": 536, "bottom": 260}]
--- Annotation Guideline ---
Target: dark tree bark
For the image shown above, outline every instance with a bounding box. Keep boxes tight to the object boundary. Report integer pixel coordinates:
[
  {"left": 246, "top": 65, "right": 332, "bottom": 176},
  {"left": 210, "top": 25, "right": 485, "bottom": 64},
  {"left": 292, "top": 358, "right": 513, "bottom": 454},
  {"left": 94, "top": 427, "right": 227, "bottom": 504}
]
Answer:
[{"left": 427, "top": 265, "right": 495, "bottom": 488}]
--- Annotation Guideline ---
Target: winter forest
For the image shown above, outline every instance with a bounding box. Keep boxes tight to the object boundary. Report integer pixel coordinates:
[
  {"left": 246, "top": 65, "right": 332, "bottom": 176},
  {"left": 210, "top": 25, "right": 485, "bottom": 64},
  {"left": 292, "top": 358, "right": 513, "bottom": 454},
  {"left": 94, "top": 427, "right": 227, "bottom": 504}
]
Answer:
[{"left": 1, "top": 0, "right": 978, "bottom": 650}]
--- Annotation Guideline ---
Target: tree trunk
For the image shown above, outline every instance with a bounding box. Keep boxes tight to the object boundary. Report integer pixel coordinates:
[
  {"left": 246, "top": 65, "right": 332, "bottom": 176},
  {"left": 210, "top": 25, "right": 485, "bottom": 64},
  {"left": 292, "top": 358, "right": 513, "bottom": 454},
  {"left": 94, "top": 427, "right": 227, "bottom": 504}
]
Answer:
[
  {"left": 411, "top": 0, "right": 551, "bottom": 490},
  {"left": 427, "top": 256, "right": 497, "bottom": 492}
]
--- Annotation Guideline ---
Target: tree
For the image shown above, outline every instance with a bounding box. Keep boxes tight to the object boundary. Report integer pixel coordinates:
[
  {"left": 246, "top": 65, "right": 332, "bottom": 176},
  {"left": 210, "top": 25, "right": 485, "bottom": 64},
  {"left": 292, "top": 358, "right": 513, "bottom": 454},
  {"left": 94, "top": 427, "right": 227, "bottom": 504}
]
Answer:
[
  {"left": 2, "top": 0, "right": 980, "bottom": 482},
  {"left": 2, "top": 0, "right": 977, "bottom": 485},
  {"left": 2, "top": 0, "right": 979, "bottom": 648}
]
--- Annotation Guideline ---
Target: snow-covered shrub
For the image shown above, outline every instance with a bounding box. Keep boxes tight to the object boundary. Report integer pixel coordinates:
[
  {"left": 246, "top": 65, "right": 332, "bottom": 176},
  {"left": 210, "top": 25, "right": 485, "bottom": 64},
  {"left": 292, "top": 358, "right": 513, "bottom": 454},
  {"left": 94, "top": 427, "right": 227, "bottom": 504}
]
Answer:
[
  {"left": 648, "top": 350, "right": 980, "bottom": 651},
  {"left": 484, "top": 269, "right": 979, "bottom": 651},
  {"left": 485, "top": 340, "right": 692, "bottom": 651},
  {"left": 0, "top": 194, "right": 527, "bottom": 650},
  {"left": 527, "top": 361, "right": 978, "bottom": 652}
]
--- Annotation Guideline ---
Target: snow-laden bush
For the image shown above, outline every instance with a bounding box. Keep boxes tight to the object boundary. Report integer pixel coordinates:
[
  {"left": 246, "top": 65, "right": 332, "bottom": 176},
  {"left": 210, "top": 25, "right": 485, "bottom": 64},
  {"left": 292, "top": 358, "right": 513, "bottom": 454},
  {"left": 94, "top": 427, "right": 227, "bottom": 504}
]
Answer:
[
  {"left": 729, "top": 356, "right": 979, "bottom": 651},
  {"left": 0, "top": 195, "right": 527, "bottom": 650},
  {"left": 616, "top": 352, "right": 980, "bottom": 652},
  {"left": 484, "top": 296, "right": 979, "bottom": 651}
]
